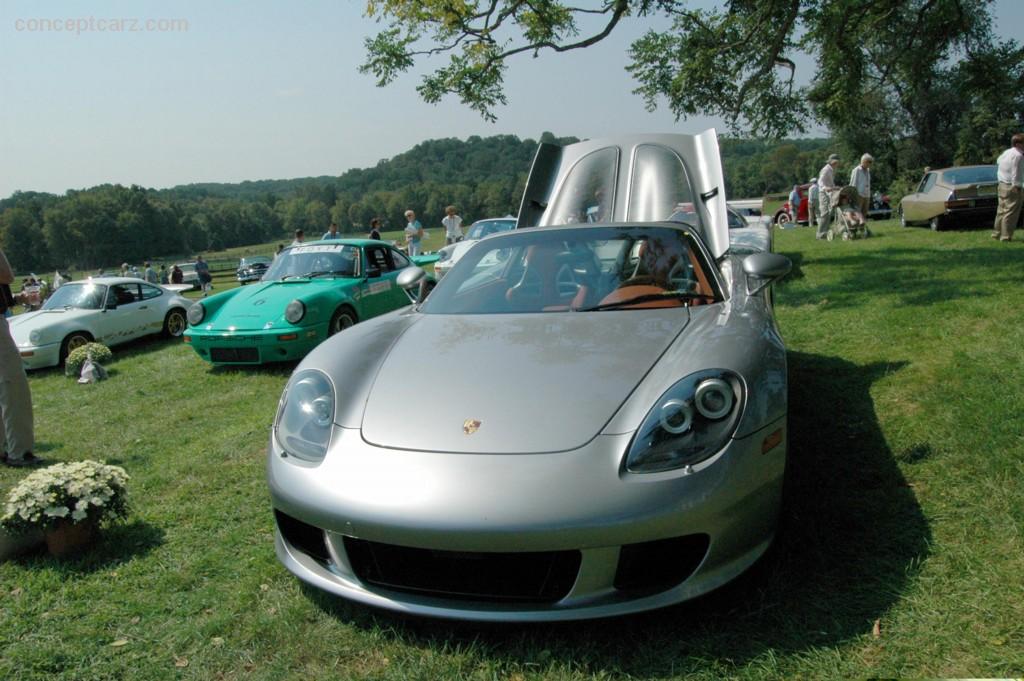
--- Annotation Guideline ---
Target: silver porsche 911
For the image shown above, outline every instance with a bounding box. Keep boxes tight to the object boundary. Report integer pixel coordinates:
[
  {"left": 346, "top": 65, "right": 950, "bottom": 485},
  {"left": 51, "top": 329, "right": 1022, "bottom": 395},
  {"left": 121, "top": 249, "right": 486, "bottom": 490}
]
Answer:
[{"left": 267, "top": 132, "right": 792, "bottom": 621}]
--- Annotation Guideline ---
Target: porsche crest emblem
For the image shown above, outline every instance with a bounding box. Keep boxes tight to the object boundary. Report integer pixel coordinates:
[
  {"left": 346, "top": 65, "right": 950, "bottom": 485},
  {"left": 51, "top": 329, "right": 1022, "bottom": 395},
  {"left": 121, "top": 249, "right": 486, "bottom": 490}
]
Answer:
[{"left": 463, "top": 419, "right": 481, "bottom": 435}]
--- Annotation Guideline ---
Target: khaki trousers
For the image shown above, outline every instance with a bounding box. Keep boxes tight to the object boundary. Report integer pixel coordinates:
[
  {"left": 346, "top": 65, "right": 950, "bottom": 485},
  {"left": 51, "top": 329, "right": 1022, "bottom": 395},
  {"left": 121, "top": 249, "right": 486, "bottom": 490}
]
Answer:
[
  {"left": 0, "top": 316, "right": 33, "bottom": 458},
  {"left": 817, "top": 191, "right": 832, "bottom": 238},
  {"left": 993, "top": 183, "right": 1022, "bottom": 240},
  {"left": 858, "top": 196, "right": 870, "bottom": 217}
]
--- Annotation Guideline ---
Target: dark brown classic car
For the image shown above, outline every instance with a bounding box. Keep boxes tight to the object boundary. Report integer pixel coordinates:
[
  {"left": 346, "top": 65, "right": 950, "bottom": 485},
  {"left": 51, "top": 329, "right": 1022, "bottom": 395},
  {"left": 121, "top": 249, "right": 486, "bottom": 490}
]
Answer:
[{"left": 898, "top": 165, "right": 998, "bottom": 231}]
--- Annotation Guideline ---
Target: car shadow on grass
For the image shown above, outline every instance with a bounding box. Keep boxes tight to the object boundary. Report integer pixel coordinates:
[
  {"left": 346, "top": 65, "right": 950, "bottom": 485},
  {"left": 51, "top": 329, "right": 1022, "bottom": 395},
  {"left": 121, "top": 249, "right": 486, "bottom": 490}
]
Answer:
[
  {"left": 304, "top": 351, "right": 930, "bottom": 674},
  {"left": 11, "top": 520, "right": 164, "bottom": 575},
  {"left": 778, "top": 244, "right": 1019, "bottom": 309}
]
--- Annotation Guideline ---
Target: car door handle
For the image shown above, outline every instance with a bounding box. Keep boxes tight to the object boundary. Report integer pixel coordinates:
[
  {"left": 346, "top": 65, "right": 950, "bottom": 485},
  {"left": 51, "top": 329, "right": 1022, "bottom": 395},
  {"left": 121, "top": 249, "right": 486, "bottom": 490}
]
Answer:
[{"left": 139, "top": 305, "right": 148, "bottom": 309}]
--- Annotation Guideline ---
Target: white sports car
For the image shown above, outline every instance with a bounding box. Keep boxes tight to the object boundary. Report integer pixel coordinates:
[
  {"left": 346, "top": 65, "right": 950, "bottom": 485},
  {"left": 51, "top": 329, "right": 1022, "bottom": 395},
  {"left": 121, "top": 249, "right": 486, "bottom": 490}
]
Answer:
[
  {"left": 9, "top": 277, "right": 192, "bottom": 370},
  {"left": 432, "top": 216, "right": 516, "bottom": 279}
]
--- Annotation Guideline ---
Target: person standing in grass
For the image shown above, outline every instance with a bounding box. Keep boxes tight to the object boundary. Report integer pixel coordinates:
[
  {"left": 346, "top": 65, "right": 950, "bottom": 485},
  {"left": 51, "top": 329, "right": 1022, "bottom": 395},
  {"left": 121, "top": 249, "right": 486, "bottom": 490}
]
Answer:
[
  {"left": 291, "top": 230, "right": 305, "bottom": 246},
  {"left": 0, "top": 248, "right": 36, "bottom": 468},
  {"left": 321, "top": 222, "right": 342, "bottom": 240},
  {"left": 993, "top": 133, "right": 1024, "bottom": 242},
  {"left": 441, "top": 205, "right": 463, "bottom": 245},
  {"left": 368, "top": 218, "right": 382, "bottom": 241},
  {"left": 404, "top": 210, "right": 424, "bottom": 256},
  {"left": 159, "top": 264, "right": 169, "bottom": 285},
  {"left": 850, "top": 154, "right": 873, "bottom": 218},
  {"left": 143, "top": 261, "right": 158, "bottom": 284},
  {"left": 807, "top": 177, "right": 820, "bottom": 230},
  {"left": 195, "top": 255, "right": 212, "bottom": 297},
  {"left": 816, "top": 154, "right": 841, "bottom": 239}
]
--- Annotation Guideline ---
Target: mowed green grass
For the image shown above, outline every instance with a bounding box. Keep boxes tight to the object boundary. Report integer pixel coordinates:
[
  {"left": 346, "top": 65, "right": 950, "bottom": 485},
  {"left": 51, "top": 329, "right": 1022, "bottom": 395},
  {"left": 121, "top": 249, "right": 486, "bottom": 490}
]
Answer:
[{"left": 2, "top": 220, "right": 1023, "bottom": 679}]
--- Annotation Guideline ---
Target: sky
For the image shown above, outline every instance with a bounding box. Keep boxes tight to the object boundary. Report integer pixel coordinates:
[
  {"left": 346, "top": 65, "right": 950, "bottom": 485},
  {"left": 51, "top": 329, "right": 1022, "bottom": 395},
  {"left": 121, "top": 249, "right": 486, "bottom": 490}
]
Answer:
[{"left": 1, "top": 0, "right": 1021, "bottom": 199}]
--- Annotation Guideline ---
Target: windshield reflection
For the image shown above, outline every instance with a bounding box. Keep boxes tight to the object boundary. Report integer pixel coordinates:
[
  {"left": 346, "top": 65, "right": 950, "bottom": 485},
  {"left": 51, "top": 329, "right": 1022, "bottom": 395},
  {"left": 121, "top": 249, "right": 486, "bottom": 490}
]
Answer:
[
  {"left": 262, "top": 244, "right": 359, "bottom": 280},
  {"left": 42, "top": 282, "right": 107, "bottom": 311},
  {"left": 422, "top": 226, "right": 719, "bottom": 314}
]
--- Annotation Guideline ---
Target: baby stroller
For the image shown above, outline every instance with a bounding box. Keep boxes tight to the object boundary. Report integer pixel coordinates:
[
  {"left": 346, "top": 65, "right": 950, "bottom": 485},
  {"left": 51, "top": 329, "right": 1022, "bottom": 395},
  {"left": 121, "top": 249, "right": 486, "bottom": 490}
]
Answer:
[{"left": 827, "top": 186, "right": 871, "bottom": 241}]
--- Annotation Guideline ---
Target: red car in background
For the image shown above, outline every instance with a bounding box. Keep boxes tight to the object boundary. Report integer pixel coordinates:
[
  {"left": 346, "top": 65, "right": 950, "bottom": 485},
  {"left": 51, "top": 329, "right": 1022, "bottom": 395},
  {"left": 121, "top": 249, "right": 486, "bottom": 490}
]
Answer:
[{"left": 773, "top": 183, "right": 812, "bottom": 225}]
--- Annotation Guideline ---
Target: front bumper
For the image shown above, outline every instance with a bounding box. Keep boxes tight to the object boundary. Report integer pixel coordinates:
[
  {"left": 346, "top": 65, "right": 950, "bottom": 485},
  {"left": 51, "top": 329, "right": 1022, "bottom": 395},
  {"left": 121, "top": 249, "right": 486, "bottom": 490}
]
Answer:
[
  {"left": 17, "top": 342, "right": 61, "bottom": 370},
  {"left": 185, "top": 326, "right": 323, "bottom": 364},
  {"left": 268, "top": 416, "right": 786, "bottom": 621}
]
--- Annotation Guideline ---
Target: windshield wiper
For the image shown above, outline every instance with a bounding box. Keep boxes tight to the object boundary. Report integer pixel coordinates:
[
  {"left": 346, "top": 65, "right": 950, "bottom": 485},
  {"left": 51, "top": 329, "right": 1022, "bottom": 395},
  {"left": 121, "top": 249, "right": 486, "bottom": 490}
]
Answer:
[
  {"left": 573, "top": 290, "right": 716, "bottom": 312},
  {"left": 307, "top": 270, "right": 353, "bottom": 279}
]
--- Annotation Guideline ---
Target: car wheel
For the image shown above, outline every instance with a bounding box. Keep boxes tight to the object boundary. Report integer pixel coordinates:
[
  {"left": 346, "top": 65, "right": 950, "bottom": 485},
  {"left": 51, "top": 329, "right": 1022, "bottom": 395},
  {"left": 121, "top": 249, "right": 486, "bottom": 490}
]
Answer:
[
  {"left": 328, "top": 307, "right": 357, "bottom": 336},
  {"left": 163, "top": 308, "right": 187, "bottom": 338},
  {"left": 59, "top": 331, "right": 93, "bottom": 365},
  {"left": 899, "top": 208, "right": 909, "bottom": 228},
  {"left": 930, "top": 216, "right": 942, "bottom": 231},
  {"left": 775, "top": 212, "right": 791, "bottom": 226}
]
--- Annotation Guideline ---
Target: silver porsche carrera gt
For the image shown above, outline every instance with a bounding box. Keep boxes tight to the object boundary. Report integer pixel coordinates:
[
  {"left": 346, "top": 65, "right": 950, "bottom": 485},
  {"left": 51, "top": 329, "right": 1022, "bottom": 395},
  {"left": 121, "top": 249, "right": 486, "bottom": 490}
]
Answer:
[{"left": 267, "top": 132, "right": 792, "bottom": 621}]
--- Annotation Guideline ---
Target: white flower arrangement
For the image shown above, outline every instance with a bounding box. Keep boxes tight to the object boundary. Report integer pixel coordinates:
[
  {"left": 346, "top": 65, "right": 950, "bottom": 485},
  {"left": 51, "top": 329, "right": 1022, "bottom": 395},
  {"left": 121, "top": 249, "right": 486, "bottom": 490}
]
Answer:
[{"left": 1, "top": 460, "right": 129, "bottom": 533}]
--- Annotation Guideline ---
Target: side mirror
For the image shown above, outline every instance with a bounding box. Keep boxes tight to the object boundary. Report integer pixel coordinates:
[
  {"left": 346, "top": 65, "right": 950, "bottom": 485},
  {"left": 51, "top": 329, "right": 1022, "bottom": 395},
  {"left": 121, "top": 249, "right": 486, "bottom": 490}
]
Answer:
[
  {"left": 396, "top": 266, "right": 427, "bottom": 291},
  {"left": 365, "top": 266, "right": 382, "bottom": 279},
  {"left": 742, "top": 253, "right": 792, "bottom": 296}
]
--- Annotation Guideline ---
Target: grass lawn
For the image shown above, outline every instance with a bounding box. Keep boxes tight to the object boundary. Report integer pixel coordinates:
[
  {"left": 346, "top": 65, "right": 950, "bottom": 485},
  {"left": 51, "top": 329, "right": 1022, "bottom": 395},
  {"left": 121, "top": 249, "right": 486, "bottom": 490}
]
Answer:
[{"left": 2, "top": 220, "right": 1022, "bottom": 679}]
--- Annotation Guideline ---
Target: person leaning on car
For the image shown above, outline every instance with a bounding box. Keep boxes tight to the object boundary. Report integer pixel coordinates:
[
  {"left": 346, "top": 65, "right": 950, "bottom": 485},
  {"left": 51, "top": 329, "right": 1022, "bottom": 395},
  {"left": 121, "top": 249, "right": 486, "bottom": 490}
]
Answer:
[
  {"left": 0, "top": 248, "right": 36, "bottom": 467},
  {"left": 816, "top": 154, "right": 841, "bottom": 239},
  {"left": 850, "top": 154, "right": 873, "bottom": 217},
  {"left": 993, "top": 133, "right": 1024, "bottom": 242}
]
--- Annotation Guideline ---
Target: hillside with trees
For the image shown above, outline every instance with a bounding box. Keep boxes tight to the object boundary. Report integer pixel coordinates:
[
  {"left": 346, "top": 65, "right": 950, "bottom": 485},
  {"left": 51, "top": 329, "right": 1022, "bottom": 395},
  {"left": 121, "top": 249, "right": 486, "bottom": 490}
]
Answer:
[{"left": 1, "top": 132, "right": 830, "bottom": 272}]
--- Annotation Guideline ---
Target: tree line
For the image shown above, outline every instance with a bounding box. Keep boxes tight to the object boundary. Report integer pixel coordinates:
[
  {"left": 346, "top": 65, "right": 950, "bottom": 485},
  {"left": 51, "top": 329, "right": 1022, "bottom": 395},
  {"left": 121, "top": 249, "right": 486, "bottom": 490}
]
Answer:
[
  {"left": 0, "top": 121, "right": 1012, "bottom": 274},
  {"left": 0, "top": 134, "right": 568, "bottom": 273}
]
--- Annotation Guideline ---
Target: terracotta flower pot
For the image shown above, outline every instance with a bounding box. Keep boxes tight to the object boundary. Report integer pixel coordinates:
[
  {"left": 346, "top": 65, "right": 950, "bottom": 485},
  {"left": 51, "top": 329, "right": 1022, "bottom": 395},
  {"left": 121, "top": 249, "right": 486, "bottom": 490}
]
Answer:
[{"left": 44, "top": 519, "right": 97, "bottom": 557}]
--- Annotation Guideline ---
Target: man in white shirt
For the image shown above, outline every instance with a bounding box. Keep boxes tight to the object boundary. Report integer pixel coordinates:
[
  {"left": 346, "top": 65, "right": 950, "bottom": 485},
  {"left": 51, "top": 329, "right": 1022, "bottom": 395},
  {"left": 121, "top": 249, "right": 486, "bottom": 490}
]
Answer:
[
  {"left": 850, "top": 153, "right": 873, "bottom": 217},
  {"left": 993, "top": 133, "right": 1024, "bottom": 242},
  {"left": 441, "top": 206, "right": 463, "bottom": 245},
  {"left": 816, "top": 154, "right": 841, "bottom": 239}
]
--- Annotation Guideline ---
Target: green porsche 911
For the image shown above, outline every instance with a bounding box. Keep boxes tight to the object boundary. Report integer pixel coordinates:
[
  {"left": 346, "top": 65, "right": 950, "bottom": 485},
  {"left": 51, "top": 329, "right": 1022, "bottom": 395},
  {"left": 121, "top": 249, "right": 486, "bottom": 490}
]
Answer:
[{"left": 184, "top": 239, "right": 436, "bottom": 365}]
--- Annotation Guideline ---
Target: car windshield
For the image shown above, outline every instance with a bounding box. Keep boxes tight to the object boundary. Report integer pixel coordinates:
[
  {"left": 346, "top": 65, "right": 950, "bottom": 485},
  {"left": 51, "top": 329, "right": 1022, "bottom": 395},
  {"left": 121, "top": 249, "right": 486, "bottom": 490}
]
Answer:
[
  {"left": 41, "top": 282, "right": 107, "bottom": 310},
  {"left": 262, "top": 244, "right": 359, "bottom": 280},
  {"left": 467, "top": 219, "right": 516, "bottom": 240},
  {"left": 421, "top": 226, "right": 719, "bottom": 315},
  {"left": 943, "top": 166, "right": 997, "bottom": 185},
  {"left": 240, "top": 257, "right": 271, "bottom": 267}
]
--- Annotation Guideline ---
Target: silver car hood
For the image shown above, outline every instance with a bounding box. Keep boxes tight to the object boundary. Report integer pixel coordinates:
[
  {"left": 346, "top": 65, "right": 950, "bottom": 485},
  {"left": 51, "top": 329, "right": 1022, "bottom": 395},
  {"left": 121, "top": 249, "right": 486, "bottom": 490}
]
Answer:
[{"left": 361, "top": 311, "right": 690, "bottom": 454}]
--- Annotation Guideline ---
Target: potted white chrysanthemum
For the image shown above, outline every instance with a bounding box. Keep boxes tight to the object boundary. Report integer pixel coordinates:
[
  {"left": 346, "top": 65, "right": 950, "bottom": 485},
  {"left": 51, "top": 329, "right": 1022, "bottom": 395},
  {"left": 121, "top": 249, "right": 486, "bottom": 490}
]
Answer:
[{"left": 1, "top": 461, "right": 130, "bottom": 557}]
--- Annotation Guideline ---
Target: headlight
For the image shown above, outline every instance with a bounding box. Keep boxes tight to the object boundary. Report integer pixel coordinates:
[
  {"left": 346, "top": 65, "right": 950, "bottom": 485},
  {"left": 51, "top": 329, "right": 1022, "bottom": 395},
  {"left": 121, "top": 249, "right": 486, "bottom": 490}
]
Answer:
[
  {"left": 187, "top": 302, "right": 205, "bottom": 325},
  {"left": 437, "top": 248, "right": 453, "bottom": 263},
  {"left": 626, "top": 370, "right": 743, "bottom": 473},
  {"left": 284, "top": 299, "right": 305, "bottom": 324},
  {"left": 29, "top": 329, "right": 42, "bottom": 344},
  {"left": 274, "top": 370, "right": 335, "bottom": 462}
]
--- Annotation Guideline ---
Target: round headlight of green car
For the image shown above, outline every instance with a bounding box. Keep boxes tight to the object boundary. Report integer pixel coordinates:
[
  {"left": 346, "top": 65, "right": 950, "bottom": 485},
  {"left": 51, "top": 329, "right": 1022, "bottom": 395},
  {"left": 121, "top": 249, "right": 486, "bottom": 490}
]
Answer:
[
  {"left": 284, "top": 299, "right": 305, "bottom": 324},
  {"left": 626, "top": 370, "right": 744, "bottom": 473},
  {"left": 187, "top": 302, "right": 205, "bottom": 326},
  {"left": 274, "top": 370, "right": 335, "bottom": 463}
]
